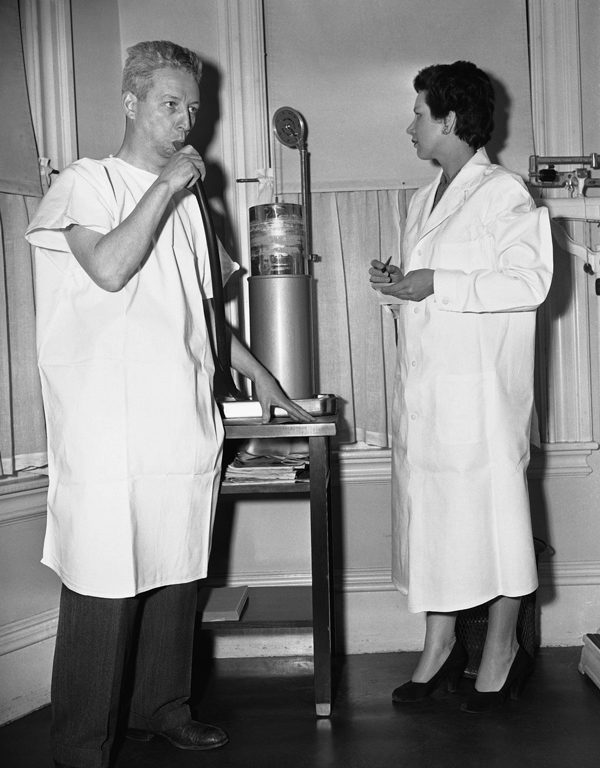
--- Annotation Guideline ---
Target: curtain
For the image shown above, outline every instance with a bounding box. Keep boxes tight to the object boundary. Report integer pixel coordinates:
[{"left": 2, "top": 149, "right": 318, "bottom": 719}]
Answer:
[
  {"left": 0, "top": 193, "right": 46, "bottom": 476},
  {"left": 0, "top": 0, "right": 46, "bottom": 478},
  {"left": 0, "top": 0, "right": 42, "bottom": 196},
  {"left": 283, "top": 188, "right": 414, "bottom": 445}
]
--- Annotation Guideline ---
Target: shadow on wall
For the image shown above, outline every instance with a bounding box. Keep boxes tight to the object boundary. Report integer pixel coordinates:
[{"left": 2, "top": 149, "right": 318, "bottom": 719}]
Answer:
[
  {"left": 486, "top": 74, "right": 511, "bottom": 166},
  {"left": 528, "top": 231, "right": 580, "bottom": 623},
  {"left": 185, "top": 57, "right": 246, "bottom": 359},
  {"left": 186, "top": 58, "right": 237, "bottom": 260}
]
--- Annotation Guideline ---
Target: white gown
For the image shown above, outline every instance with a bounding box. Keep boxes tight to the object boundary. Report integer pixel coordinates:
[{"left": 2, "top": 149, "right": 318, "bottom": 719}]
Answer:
[
  {"left": 25, "top": 157, "right": 238, "bottom": 598},
  {"left": 389, "top": 149, "right": 554, "bottom": 613}
]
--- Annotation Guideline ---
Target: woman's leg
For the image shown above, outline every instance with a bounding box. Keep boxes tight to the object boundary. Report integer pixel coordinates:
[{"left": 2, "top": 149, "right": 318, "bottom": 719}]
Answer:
[
  {"left": 475, "top": 595, "right": 521, "bottom": 691},
  {"left": 412, "top": 611, "right": 458, "bottom": 682}
]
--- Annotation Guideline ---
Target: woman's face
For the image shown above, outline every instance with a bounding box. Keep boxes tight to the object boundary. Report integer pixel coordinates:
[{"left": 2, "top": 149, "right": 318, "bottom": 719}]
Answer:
[{"left": 406, "top": 90, "right": 446, "bottom": 162}]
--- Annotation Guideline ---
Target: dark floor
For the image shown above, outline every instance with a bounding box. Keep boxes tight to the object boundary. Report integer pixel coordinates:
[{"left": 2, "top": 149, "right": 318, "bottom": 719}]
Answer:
[{"left": 1, "top": 647, "right": 600, "bottom": 768}]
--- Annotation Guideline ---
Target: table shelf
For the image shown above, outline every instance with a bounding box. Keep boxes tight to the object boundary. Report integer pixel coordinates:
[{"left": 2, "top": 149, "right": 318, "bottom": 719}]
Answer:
[
  {"left": 220, "top": 481, "right": 310, "bottom": 495},
  {"left": 200, "top": 586, "right": 313, "bottom": 629},
  {"left": 222, "top": 415, "right": 337, "bottom": 440}
]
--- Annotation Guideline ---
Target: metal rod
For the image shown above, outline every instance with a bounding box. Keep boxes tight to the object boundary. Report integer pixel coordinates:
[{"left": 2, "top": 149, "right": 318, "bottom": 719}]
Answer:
[
  {"left": 532, "top": 154, "right": 600, "bottom": 169},
  {"left": 299, "top": 147, "right": 312, "bottom": 266}
]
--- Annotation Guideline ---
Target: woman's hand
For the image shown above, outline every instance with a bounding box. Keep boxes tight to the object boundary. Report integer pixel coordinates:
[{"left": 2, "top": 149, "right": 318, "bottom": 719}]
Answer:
[
  {"left": 253, "top": 369, "right": 316, "bottom": 425},
  {"left": 370, "top": 259, "right": 402, "bottom": 285},
  {"left": 370, "top": 260, "right": 434, "bottom": 302}
]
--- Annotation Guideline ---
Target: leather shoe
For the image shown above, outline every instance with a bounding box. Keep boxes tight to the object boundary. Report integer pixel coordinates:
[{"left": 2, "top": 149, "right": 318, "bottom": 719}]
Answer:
[
  {"left": 461, "top": 644, "right": 534, "bottom": 713},
  {"left": 127, "top": 720, "right": 228, "bottom": 750},
  {"left": 392, "top": 640, "right": 469, "bottom": 702}
]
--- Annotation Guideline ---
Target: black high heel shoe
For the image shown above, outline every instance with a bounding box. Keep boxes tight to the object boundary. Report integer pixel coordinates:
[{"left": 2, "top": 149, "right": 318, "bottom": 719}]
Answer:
[
  {"left": 392, "top": 640, "right": 469, "bottom": 702},
  {"left": 461, "top": 644, "right": 534, "bottom": 713}
]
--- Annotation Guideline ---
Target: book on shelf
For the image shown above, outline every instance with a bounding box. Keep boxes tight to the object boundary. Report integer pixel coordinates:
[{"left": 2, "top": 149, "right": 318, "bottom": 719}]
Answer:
[
  {"left": 197, "top": 585, "right": 249, "bottom": 622},
  {"left": 222, "top": 447, "right": 308, "bottom": 485}
]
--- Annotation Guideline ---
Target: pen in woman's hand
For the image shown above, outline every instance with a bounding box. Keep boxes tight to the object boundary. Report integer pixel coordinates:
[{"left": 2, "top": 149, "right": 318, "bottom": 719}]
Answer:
[{"left": 381, "top": 255, "right": 392, "bottom": 278}]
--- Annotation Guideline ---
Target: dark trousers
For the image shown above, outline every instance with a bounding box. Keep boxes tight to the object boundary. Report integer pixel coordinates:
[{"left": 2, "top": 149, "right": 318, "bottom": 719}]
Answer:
[{"left": 51, "top": 580, "right": 198, "bottom": 768}]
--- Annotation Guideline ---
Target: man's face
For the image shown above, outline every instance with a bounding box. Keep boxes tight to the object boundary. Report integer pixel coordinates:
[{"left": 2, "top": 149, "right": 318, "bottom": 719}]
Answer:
[{"left": 129, "top": 67, "right": 200, "bottom": 162}]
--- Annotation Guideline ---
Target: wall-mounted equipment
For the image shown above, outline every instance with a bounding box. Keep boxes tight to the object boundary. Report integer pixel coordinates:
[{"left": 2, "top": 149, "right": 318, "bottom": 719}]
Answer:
[{"left": 529, "top": 154, "right": 600, "bottom": 197}]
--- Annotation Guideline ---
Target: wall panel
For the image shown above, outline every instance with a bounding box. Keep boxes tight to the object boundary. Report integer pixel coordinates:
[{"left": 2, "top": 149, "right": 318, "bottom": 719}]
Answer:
[{"left": 264, "top": 0, "right": 534, "bottom": 193}]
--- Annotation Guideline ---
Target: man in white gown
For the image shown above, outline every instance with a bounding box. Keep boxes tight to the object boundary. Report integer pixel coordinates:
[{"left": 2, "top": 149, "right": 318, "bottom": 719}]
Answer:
[{"left": 26, "top": 40, "right": 311, "bottom": 768}]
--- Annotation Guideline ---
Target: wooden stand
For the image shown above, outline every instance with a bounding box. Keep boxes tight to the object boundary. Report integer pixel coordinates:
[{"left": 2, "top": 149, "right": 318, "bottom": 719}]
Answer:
[{"left": 214, "top": 414, "right": 337, "bottom": 716}]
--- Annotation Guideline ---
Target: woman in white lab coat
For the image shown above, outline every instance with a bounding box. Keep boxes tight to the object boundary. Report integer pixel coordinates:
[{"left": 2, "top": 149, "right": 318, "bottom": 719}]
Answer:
[{"left": 370, "top": 61, "right": 553, "bottom": 713}]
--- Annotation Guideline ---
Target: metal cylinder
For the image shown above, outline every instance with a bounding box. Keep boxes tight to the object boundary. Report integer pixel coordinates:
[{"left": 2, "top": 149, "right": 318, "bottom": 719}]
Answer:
[
  {"left": 249, "top": 203, "right": 305, "bottom": 276},
  {"left": 248, "top": 274, "right": 314, "bottom": 399}
]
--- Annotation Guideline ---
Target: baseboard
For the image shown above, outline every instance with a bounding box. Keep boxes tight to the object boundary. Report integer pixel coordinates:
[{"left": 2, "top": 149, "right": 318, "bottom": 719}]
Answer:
[
  {"left": 1, "top": 565, "right": 597, "bottom": 725},
  {"left": 0, "top": 636, "right": 55, "bottom": 726},
  {"left": 334, "top": 442, "right": 600, "bottom": 482},
  {"left": 203, "top": 566, "right": 396, "bottom": 592},
  {"left": 0, "top": 608, "right": 59, "bottom": 658},
  {"left": 2, "top": 565, "right": 597, "bottom": 656},
  {"left": 0, "top": 487, "right": 47, "bottom": 526},
  {"left": 578, "top": 634, "right": 600, "bottom": 689},
  {"left": 0, "top": 610, "right": 58, "bottom": 726},
  {"left": 538, "top": 560, "right": 600, "bottom": 586}
]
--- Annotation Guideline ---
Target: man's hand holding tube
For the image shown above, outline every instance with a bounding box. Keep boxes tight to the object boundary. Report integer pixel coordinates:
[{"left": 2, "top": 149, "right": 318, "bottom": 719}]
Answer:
[
  {"left": 158, "top": 143, "right": 206, "bottom": 193},
  {"left": 369, "top": 259, "right": 434, "bottom": 302},
  {"left": 64, "top": 146, "right": 207, "bottom": 293}
]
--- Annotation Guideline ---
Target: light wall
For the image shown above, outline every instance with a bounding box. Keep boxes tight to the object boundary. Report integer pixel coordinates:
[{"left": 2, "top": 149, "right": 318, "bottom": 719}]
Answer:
[
  {"left": 264, "top": 0, "right": 534, "bottom": 193},
  {"left": 580, "top": 0, "right": 600, "bottom": 158},
  {"left": 72, "top": 0, "right": 226, "bottom": 170},
  {"left": 71, "top": 0, "right": 123, "bottom": 159}
]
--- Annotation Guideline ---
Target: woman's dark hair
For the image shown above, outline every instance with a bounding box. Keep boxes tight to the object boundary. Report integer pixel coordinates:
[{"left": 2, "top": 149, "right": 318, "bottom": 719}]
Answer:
[{"left": 413, "top": 61, "right": 494, "bottom": 149}]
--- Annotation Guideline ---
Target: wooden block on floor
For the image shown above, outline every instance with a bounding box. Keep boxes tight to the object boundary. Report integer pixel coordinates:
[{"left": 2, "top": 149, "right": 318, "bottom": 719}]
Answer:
[{"left": 578, "top": 633, "right": 600, "bottom": 689}]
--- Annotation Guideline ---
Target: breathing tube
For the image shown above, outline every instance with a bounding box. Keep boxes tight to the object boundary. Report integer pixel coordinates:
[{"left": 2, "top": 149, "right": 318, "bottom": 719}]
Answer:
[{"left": 173, "top": 141, "right": 244, "bottom": 399}]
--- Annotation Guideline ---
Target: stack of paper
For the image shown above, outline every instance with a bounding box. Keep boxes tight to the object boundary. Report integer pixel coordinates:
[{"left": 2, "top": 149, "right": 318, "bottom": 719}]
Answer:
[{"left": 223, "top": 449, "right": 308, "bottom": 485}]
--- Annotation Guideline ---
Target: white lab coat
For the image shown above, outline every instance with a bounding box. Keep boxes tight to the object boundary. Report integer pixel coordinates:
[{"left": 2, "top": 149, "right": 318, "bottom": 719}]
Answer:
[
  {"left": 389, "top": 149, "right": 553, "bottom": 613},
  {"left": 25, "top": 157, "right": 238, "bottom": 598}
]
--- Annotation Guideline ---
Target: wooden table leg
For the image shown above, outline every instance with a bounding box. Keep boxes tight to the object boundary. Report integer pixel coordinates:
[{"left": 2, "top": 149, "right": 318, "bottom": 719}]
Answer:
[{"left": 309, "top": 434, "right": 335, "bottom": 716}]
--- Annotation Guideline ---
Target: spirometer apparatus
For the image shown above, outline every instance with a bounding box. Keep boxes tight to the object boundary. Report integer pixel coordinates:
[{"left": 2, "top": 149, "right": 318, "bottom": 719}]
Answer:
[
  {"left": 181, "top": 108, "right": 334, "bottom": 418},
  {"left": 246, "top": 107, "right": 316, "bottom": 402}
]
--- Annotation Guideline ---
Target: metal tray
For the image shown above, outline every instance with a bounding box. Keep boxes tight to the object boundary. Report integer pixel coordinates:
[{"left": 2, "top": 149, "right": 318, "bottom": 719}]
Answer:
[{"left": 219, "top": 394, "right": 337, "bottom": 420}]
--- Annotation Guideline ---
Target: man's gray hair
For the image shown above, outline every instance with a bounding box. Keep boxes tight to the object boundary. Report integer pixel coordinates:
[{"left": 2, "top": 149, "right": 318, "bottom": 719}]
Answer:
[{"left": 122, "top": 40, "right": 202, "bottom": 100}]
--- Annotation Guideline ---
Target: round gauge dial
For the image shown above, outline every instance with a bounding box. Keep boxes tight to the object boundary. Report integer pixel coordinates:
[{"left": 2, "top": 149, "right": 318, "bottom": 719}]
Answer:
[{"left": 273, "top": 107, "right": 307, "bottom": 149}]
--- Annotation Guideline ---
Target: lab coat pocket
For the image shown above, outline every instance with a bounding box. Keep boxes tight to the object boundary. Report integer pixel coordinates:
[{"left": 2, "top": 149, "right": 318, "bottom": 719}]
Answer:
[
  {"left": 435, "top": 371, "right": 496, "bottom": 444},
  {"left": 435, "top": 238, "right": 494, "bottom": 272}
]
